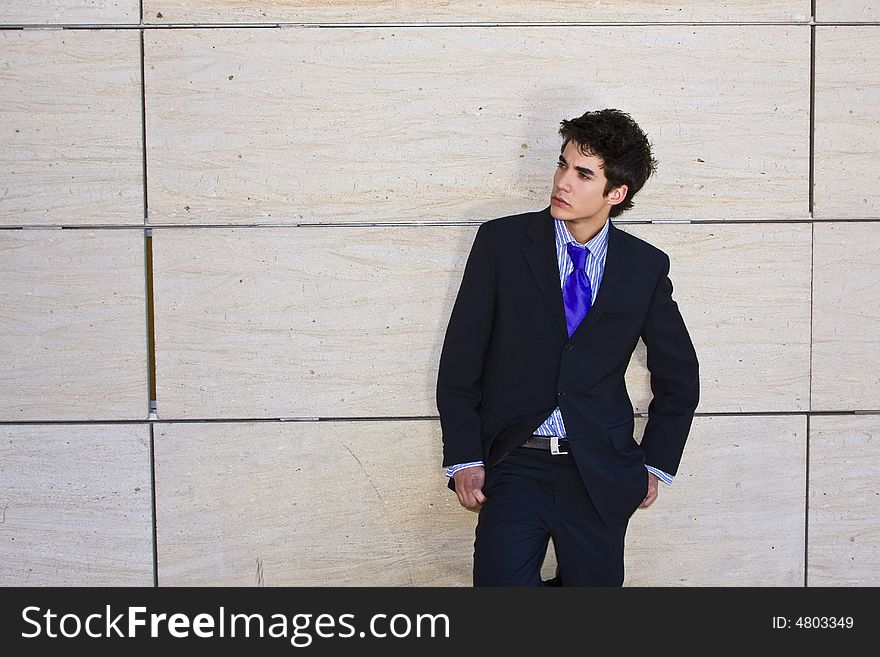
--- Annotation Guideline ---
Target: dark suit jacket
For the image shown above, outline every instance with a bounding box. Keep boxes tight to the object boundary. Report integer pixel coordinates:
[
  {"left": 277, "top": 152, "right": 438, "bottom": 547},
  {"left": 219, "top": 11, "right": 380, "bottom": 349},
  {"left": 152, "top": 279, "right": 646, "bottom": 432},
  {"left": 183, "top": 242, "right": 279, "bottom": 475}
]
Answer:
[{"left": 436, "top": 207, "right": 699, "bottom": 527}]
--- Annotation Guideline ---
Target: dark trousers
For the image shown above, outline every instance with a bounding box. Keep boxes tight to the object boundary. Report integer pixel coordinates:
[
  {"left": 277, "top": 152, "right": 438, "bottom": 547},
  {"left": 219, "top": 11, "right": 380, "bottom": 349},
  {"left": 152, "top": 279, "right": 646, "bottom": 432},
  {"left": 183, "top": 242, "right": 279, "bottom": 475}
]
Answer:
[{"left": 473, "top": 446, "right": 628, "bottom": 587}]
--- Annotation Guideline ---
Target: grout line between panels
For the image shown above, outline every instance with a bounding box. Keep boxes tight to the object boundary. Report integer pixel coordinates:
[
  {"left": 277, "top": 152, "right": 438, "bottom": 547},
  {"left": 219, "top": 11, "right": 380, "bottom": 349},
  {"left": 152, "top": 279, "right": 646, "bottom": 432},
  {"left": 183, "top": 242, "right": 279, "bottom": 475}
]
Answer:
[
  {"left": 140, "top": 29, "right": 148, "bottom": 225},
  {"left": 4, "top": 19, "right": 880, "bottom": 29},
  {"left": 0, "top": 22, "right": 850, "bottom": 30},
  {"left": 809, "top": 5, "right": 818, "bottom": 507},
  {"left": 149, "top": 422, "right": 159, "bottom": 588},
  {"left": 3, "top": 410, "right": 878, "bottom": 426},
  {"left": 804, "top": 413, "right": 810, "bottom": 587},
  {"left": 809, "top": 20, "right": 816, "bottom": 215},
  {"left": 3, "top": 218, "right": 880, "bottom": 231}
]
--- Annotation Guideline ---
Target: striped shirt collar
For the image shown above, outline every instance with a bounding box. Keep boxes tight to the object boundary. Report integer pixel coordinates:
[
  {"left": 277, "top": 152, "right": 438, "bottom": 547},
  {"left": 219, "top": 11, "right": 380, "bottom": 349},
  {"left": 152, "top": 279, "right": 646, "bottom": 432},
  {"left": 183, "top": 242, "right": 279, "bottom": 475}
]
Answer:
[{"left": 554, "top": 218, "right": 610, "bottom": 262}]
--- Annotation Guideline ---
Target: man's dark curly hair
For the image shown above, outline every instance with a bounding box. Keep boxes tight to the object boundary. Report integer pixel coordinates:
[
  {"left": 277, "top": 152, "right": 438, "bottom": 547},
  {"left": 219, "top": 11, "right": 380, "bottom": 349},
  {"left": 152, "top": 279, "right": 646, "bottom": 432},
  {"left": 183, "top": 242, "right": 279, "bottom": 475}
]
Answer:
[{"left": 559, "top": 109, "right": 657, "bottom": 218}]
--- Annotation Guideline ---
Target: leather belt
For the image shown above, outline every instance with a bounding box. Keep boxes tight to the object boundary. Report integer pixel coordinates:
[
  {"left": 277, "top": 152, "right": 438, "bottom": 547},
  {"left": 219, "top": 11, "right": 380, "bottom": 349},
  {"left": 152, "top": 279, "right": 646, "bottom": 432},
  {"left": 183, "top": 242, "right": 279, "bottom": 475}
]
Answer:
[{"left": 521, "top": 435, "right": 570, "bottom": 455}]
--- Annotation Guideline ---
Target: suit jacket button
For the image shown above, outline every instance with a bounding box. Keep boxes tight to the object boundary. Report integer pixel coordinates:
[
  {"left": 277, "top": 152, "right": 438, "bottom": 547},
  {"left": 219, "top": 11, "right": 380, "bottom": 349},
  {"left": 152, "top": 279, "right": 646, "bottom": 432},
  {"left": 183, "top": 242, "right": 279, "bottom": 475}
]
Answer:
[
  {"left": 558, "top": 391, "right": 566, "bottom": 397},
  {"left": 565, "top": 344, "right": 574, "bottom": 351}
]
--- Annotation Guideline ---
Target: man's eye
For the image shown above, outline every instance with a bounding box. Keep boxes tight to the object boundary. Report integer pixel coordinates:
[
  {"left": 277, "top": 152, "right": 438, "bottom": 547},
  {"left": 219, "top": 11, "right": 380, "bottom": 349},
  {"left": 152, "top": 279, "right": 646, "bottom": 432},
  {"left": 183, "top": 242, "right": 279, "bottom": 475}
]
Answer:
[{"left": 557, "top": 162, "right": 565, "bottom": 168}]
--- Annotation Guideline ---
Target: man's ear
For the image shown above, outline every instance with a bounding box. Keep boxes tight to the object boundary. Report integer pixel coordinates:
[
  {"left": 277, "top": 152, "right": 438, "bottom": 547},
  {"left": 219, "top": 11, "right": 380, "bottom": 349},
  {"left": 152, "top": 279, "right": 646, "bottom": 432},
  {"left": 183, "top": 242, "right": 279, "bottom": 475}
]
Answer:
[{"left": 607, "top": 184, "right": 629, "bottom": 207}]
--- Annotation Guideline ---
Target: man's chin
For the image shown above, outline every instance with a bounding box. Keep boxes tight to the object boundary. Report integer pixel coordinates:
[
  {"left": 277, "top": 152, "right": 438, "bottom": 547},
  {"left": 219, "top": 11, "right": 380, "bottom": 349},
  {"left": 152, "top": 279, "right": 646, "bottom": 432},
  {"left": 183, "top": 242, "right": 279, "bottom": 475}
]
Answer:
[{"left": 549, "top": 206, "right": 569, "bottom": 221}]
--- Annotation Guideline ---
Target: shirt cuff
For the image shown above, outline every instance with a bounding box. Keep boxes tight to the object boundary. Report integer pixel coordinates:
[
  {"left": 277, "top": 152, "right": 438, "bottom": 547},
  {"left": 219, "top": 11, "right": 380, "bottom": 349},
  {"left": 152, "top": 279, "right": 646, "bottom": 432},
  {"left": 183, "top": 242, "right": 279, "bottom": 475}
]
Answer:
[
  {"left": 645, "top": 465, "right": 674, "bottom": 485},
  {"left": 445, "top": 461, "right": 485, "bottom": 478}
]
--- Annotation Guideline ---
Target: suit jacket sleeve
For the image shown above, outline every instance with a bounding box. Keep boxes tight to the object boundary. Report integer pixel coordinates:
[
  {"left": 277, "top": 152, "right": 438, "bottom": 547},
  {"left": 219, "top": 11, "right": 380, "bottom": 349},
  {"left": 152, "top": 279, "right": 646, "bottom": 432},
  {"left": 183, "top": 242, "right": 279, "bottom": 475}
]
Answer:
[
  {"left": 639, "top": 254, "right": 700, "bottom": 476},
  {"left": 436, "top": 223, "right": 496, "bottom": 467}
]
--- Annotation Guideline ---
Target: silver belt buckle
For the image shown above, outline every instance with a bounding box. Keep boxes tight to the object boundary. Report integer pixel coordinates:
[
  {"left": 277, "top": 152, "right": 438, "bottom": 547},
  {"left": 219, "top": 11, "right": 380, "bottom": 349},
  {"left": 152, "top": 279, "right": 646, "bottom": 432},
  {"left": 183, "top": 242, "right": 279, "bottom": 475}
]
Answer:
[{"left": 550, "top": 436, "right": 568, "bottom": 455}]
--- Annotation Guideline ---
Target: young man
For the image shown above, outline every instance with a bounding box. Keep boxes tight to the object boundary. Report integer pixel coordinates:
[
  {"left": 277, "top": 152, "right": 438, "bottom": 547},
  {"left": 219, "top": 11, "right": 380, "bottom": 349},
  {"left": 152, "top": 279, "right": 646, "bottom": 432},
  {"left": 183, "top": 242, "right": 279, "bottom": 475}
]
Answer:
[{"left": 436, "top": 109, "right": 699, "bottom": 586}]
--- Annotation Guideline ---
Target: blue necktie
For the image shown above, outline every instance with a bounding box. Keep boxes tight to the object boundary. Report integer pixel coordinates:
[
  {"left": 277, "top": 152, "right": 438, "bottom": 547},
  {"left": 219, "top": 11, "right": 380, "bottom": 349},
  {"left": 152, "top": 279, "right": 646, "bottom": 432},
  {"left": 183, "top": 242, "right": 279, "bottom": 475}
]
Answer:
[{"left": 562, "top": 242, "right": 593, "bottom": 338}]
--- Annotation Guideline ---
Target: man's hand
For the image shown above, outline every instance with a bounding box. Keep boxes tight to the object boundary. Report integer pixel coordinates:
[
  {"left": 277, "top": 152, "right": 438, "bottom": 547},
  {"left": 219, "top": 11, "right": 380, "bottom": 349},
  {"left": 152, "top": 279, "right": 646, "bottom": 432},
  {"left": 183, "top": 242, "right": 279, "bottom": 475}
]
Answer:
[
  {"left": 453, "top": 466, "right": 486, "bottom": 512},
  {"left": 638, "top": 471, "right": 659, "bottom": 509}
]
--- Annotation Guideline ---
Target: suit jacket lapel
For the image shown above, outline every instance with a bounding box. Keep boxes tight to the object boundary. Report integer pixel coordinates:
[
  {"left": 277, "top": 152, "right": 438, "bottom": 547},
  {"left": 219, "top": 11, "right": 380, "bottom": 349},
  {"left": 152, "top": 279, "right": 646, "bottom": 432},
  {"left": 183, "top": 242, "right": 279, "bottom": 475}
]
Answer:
[{"left": 523, "top": 209, "right": 568, "bottom": 338}]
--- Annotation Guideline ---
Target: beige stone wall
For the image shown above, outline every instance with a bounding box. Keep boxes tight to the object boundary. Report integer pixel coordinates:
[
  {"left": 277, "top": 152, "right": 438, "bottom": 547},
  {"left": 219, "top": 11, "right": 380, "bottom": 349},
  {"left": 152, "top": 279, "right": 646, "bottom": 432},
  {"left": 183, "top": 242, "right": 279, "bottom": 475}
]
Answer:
[{"left": 1, "top": 1, "right": 877, "bottom": 586}]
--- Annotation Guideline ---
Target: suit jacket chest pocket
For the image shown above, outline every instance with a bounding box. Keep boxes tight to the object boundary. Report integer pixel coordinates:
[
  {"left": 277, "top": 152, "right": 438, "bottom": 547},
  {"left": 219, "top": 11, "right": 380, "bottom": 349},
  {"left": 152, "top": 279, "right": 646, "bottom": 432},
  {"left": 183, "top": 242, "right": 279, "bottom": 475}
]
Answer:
[{"left": 600, "top": 310, "right": 642, "bottom": 327}]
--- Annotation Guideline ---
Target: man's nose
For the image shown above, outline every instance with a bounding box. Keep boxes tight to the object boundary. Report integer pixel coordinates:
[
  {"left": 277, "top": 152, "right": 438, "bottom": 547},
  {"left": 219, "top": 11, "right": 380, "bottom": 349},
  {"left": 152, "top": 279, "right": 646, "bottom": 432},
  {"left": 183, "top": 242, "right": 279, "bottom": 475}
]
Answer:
[{"left": 555, "top": 170, "right": 572, "bottom": 190}]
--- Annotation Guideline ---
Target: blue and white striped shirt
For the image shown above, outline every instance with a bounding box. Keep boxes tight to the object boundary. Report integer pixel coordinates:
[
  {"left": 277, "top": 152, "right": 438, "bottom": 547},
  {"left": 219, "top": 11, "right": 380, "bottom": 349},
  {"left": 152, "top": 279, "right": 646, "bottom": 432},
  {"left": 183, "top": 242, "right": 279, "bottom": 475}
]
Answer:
[{"left": 445, "top": 218, "right": 673, "bottom": 485}]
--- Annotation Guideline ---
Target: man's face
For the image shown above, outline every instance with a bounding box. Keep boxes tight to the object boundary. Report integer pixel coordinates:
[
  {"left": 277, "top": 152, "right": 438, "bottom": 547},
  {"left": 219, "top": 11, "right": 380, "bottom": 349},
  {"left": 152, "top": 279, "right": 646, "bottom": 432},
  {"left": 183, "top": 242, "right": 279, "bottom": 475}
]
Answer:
[{"left": 550, "top": 141, "right": 623, "bottom": 225}]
